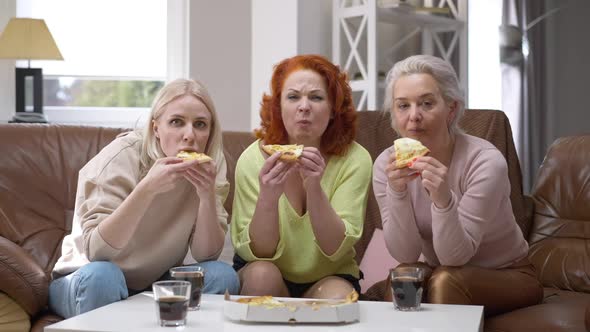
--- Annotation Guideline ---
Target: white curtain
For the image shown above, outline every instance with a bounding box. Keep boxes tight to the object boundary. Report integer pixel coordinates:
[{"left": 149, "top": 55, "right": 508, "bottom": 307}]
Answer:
[{"left": 501, "top": 0, "right": 555, "bottom": 193}]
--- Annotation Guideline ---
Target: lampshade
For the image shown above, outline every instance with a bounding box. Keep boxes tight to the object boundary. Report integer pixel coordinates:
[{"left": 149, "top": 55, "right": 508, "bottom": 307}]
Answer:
[{"left": 0, "top": 18, "right": 63, "bottom": 60}]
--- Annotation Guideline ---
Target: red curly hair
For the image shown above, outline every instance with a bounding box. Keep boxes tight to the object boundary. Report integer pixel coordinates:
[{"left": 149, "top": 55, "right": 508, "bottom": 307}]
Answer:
[{"left": 254, "top": 54, "right": 357, "bottom": 156}]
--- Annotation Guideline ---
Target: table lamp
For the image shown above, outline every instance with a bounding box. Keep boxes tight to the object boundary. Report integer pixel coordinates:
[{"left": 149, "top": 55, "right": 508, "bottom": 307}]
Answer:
[{"left": 0, "top": 18, "right": 63, "bottom": 123}]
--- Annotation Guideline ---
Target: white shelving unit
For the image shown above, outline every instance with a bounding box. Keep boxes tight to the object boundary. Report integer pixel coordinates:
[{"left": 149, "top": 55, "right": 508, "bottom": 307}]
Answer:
[{"left": 332, "top": 0, "right": 467, "bottom": 111}]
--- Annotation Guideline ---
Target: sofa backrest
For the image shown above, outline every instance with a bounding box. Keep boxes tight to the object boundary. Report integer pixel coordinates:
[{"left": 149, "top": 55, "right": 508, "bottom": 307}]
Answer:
[
  {"left": 0, "top": 124, "right": 128, "bottom": 275},
  {"left": 0, "top": 124, "right": 258, "bottom": 276},
  {"left": 528, "top": 135, "right": 590, "bottom": 292},
  {"left": 221, "top": 131, "right": 257, "bottom": 219},
  {"left": 0, "top": 109, "right": 528, "bottom": 275}
]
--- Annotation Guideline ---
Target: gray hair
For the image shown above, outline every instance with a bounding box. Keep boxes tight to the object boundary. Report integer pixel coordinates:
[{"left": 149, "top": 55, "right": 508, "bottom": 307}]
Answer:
[
  {"left": 382, "top": 55, "right": 465, "bottom": 135},
  {"left": 138, "top": 78, "right": 223, "bottom": 176}
]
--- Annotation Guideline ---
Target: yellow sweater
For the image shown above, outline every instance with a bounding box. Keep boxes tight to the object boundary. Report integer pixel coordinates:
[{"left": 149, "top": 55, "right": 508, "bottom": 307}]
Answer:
[{"left": 231, "top": 140, "right": 372, "bottom": 283}]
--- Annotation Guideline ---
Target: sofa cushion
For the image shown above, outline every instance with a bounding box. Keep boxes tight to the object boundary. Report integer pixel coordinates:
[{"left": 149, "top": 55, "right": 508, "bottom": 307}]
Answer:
[
  {"left": 528, "top": 136, "right": 590, "bottom": 292},
  {"left": 0, "top": 237, "right": 48, "bottom": 316},
  {"left": 0, "top": 292, "right": 30, "bottom": 332},
  {"left": 485, "top": 288, "right": 590, "bottom": 332}
]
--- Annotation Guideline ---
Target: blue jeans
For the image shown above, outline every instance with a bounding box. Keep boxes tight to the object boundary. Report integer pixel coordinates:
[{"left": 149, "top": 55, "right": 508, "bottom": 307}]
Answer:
[{"left": 49, "top": 261, "right": 239, "bottom": 318}]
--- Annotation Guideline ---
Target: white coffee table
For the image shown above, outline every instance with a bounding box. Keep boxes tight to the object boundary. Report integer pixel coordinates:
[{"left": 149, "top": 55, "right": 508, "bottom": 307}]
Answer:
[{"left": 45, "top": 293, "right": 483, "bottom": 331}]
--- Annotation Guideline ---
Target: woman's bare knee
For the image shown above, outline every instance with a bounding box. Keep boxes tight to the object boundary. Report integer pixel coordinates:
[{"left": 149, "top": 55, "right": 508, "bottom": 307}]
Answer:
[
  {"left": 303, "top": 276, "right": 355, "bottom": 300},
  {"left": 239, "top": 261, "right": 288, "bottom": 296}
]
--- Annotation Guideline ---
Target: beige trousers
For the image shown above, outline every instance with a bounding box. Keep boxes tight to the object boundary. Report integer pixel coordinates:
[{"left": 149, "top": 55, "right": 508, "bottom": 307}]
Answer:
[{"left": 384, "top": 260, "right": 544, "bottom": 317}]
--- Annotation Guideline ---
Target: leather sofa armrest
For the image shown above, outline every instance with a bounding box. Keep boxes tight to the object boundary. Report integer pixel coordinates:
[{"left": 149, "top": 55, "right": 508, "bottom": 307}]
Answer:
[{"left": 0, "top": 236, "right": 49, "bottom": 316}]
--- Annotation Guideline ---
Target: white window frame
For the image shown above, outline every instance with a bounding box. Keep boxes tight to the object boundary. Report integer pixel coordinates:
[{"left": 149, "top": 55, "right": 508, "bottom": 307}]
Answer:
[{"left": 26, "top": 0, "right": 189, "bottom": 127}]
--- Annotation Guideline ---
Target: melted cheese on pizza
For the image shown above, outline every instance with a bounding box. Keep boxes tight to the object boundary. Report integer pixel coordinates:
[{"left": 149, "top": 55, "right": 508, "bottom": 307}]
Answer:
[
  {"left": 393, "top": 137, "right": 429, "bottom": 168},
  {"left": 232, "top": 290, "right": 358, "bottom": 310},
  {"left": 262, "top": 144, "right": 303, "bottom": 161},
  {"left": 236, "top": 296, "right": 285, "bottom": 308},
  {"left": 176, "top": 151, "right": 213, "bottom": 163}
]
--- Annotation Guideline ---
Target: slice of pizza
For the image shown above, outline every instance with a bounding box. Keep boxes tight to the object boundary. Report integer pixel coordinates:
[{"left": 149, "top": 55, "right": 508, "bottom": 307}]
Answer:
[
  {"left": 343, "top": 289, "right": 359, "bottom": 304},
  {"left": 176, "top": 151, "right": 213, "bottom": 163},
  {"left": 235, "top": 295, "right": 285, "bottom": 308},
  {"left": 261, "top": 144, "right": 303, "bottom": 162},
  {"left": 393, "top": 137, "right": 430, "bottom": 168},
  {"left": 288, "top": 290, "right": 359, "bottom": 311}
]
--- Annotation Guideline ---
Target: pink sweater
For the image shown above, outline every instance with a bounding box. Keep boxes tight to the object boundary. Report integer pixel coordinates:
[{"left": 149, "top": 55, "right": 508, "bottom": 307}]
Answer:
[{"left": 373, "top": 133, "right": 528, "bottom": 268}]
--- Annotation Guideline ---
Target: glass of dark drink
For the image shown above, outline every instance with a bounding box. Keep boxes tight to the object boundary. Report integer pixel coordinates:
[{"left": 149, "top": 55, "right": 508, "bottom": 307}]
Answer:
[
  {"left": 390, "top": 266, "right": 425, "bottom": 311},
  {"left": 170, "top": 265, "right": 205, "bottom": 310},
  {"left": 152, "top": 280, "right": 191, "bottom": 327}
]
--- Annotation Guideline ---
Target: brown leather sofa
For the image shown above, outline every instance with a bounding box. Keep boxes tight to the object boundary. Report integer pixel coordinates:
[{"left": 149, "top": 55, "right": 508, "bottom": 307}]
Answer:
[{"left": 0, "top": 110, "right": 588, "bottom": 331}]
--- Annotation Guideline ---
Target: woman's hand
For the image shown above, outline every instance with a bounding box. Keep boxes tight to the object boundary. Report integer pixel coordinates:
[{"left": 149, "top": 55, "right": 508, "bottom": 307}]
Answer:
[
  {"left": 386, "top": 152, "right": 420, "bottom": 192},
  {"left": 141, "top": 157, "right": 195, "bottom": 194},
  {"left": 409, "top": 156, "right": 452, "bottom": 208},
  {"left": 259, "top": 152, "right": 298, "bottom": 199},
  {"left": 184, "top": 160, "right": 217, "bottom": 199},
  {"left": 298, "top": 147, "right": 326, "bottom": 190}
]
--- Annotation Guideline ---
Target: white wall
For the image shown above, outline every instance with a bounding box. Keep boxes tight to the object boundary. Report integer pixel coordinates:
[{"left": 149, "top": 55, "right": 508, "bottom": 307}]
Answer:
[
  {"left": 467, "top": 0, "right": 502, "bottom": 111},
  {"left": 251, "top": 0, "right": 299, "bottom": 130},
  {"left": 167, "top": 0, "right": 189, "bottom": 82},
  {"left": 0, "top": 0, "right": 16, "bottom": 122},
  {"left": 298, "top": 0, "right": 332, "bottom": 57},
  {"left": 189, "top": 0, "right": 251, "bottom": 132}
]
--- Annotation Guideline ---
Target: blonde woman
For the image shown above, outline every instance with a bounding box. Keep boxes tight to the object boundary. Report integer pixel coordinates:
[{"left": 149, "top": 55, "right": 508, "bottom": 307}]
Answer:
[{"left": 49, "top": 79, "right": 239, "bottom": 318}]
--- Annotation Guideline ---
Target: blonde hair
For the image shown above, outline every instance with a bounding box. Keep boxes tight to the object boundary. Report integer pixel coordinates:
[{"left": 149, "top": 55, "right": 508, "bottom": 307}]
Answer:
[
  {"left": 382, "top": 55, "right": 465, "bottom": 135},
  {"left": 138, "top": 78, "right": 223, "bottom": 176}
]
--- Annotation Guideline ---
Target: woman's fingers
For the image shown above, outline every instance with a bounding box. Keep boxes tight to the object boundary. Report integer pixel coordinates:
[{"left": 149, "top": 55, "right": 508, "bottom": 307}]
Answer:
[
  {"left": 298, "top": 157, "right": 323, "bottom": 174},
  {"left": 260, "top": 152, "right": 282, "bottom": 174},
  {"left": 388, "top": 170, "right": 419, "bottom": 184},
  {"left": 190, "top": 161, "right": 216, "bottom": 175},
  {"left": 260, "top": 159, "right": 296, "bottom": 187},
  {"left": 387, "top": 164, "right": 417, "bottom": 179},
  {"left": 300, "top": 148, "right": 324, "bottom": 167},
  {"left": 298, "top": 148, "right": 325, "bottom": 182},
  {"left": 409, "top": 156, "right": 451, "bottom": 207},
  {"left": 276, "top": 163, "right": 297, "bottom": 183},
  {"left": 186, "top": 168, "right": 210, "bottom": 183},
  {"left": 184, "top": 173, "right": 204, "bottom": 187},
  {"left": 265, "top": 160, "right": 290, "bottom": 179},
  {"left": 159, "top": 156, "right": 185, "bottom": 164},
  {"left": 386, "top": 163, "right": 420, "bottom": 192},
  {"left": 410, "top": 157, "right": 449, "bottom": 183},
  {"left": 409, "top": 156, "right": 443, "bottom": 172}
]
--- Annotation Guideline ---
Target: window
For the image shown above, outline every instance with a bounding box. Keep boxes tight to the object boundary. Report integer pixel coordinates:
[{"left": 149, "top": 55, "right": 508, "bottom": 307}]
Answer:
[
  {"left": 17, "top": 0, "right": 167, "bottom": 126},
  {"left": 467, "top": 0, "right": 502, "bottom": 111}
]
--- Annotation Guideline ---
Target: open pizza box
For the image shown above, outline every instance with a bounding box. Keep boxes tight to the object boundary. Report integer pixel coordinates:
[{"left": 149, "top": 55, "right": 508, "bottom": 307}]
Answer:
[{"left": 223, "top": 291, "right": 360, "bottom": 324}]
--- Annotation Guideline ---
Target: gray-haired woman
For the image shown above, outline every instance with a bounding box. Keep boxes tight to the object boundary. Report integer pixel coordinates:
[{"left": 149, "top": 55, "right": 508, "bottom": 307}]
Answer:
[
  {"left": 49, "top": 79, "right": 239, "bottom": 318},
  {"left": 373, "top": 55, "right": 542, "bottom": 316}
]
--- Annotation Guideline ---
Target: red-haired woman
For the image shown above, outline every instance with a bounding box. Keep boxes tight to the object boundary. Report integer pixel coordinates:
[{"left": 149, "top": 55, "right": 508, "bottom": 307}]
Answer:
[{"left": 231, "top": 54, "right": 372, "bottom": 299}]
